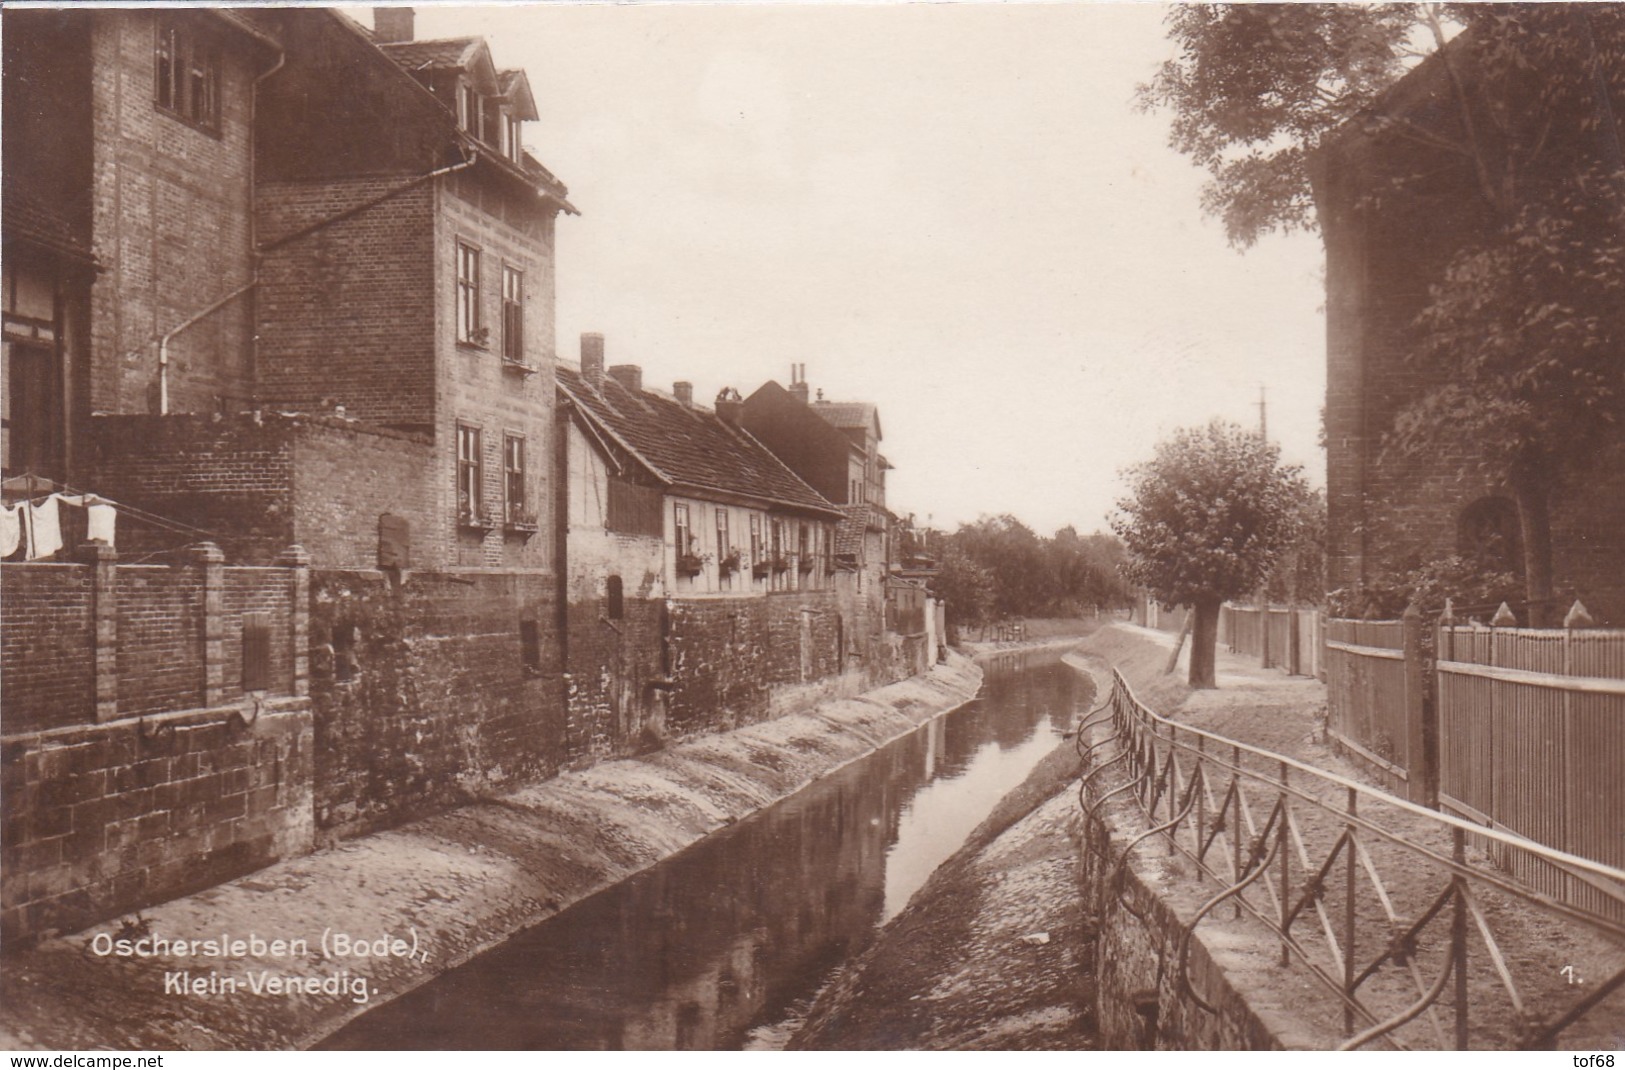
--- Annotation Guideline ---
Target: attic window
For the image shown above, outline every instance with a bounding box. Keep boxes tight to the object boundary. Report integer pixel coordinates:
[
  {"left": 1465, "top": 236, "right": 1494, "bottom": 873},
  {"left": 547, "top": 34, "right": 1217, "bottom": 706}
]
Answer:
[
  {"left": 155, "top": 21, "right": 220, "bottom": 133},
  {"left": 507, "top": 115, "right": 524, "bottom": 163}
]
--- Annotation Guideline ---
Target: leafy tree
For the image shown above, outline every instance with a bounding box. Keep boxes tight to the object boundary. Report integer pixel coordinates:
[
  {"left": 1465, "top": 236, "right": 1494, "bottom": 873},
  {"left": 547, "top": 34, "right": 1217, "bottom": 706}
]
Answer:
[
  {"left": 931, "top": 544, "right": 997, "bottom": 639},
  {"left": 1140, "top": 4, "right": 1625, "bottom": 624},
  {"left": 1264, "top": 486, "right": 1327, "bottom": 605},
  {"left": 1112, "top": 421, "right": 1307, "bottom": 688}
]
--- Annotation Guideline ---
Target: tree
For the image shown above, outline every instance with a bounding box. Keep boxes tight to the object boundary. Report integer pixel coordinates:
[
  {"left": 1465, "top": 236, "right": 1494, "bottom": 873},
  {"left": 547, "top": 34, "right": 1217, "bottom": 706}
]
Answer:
[
  {"left": 1112, "top": 421, "right": 1307, "bottom": 688},
  {"left": 932, "top": 544, "right": 996, "bottom": 640},
  {"left": 1140, "top": 4, "right": 1625, "bottom": 623}
]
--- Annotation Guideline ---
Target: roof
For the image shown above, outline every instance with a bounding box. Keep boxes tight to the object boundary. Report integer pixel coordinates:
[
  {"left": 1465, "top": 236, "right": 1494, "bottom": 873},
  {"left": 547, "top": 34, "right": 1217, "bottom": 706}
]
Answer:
[
  {"left": 834, "top": 505, "right": 868, "bottom": 557},
  {"left": 557, "top": 365, "right": 841, "bottom": 518},
  {"left": 377, "top": 37, "right": 480, "bottom": 71},
  {"left": 813, "top": 400, "right": 882, "bottom": 441},
  {"left": 1, "top": 191, "right": 96, "bottom": 267}
]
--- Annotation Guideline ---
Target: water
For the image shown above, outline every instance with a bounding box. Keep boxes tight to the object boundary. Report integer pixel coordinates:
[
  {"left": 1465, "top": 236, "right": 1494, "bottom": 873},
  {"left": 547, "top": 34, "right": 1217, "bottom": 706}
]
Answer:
[{"left": 321, "top": 649, "right": 1092, "bottom": 1051}]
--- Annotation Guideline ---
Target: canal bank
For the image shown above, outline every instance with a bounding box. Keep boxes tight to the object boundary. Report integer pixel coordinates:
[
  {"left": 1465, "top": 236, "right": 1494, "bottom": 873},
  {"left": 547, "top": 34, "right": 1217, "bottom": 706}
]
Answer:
[{"left": 0, "top": 656, "right": 981, "bottom": 1051}]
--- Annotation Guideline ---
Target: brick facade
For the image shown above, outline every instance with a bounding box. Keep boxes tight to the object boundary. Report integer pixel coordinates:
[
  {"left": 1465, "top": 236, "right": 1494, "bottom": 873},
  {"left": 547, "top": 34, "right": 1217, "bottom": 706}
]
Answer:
[
  {"left": 1313, "top": 56, "right": 1625, "bottom": 623},
  {"left": 86, "top": 11, "right": 271, "bottom": 417}
]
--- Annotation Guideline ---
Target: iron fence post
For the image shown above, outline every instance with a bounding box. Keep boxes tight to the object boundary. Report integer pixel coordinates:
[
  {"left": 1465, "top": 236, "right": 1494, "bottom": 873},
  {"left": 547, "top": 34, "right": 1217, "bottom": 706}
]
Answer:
[{"left": 1453, "top": 825, "right": 1469, "bottom": 1049}]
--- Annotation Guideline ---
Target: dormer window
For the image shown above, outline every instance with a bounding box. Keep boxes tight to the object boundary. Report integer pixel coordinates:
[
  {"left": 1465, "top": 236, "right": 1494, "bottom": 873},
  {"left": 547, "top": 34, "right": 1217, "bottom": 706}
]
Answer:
[
  {"left": 507, "top": 115, "right": 523, "bottom": 164},
  {"left": 457, "top": 82, "right": 478, "bottom": 133}
]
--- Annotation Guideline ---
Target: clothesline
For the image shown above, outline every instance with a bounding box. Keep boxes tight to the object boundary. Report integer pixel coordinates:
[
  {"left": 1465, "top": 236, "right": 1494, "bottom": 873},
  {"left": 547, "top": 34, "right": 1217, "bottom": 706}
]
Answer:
[{"left": 3, "top": 473, "right": 235, "bottom": 543}]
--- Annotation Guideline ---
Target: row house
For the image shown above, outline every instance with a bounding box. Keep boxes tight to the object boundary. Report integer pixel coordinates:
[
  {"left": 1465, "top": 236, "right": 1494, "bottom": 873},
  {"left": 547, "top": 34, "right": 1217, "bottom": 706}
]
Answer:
[{"left": 556, "top": 335, "right": 845, "bottom": 759}]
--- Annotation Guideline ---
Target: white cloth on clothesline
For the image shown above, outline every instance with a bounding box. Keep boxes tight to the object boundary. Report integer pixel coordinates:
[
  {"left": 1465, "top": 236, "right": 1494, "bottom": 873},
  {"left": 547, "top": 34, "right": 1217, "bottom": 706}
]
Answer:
[
  {"left": 0, "top": 504, "right": 19, "bottom": 557},
  {"left": 26, "top": 495, "right": 63, "bottom": 560}
]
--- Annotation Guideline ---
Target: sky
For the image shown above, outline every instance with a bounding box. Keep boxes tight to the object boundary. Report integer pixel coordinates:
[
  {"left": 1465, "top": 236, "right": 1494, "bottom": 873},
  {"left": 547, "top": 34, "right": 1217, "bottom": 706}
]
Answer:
[{"left": 383, "top": 2, "right": 1328, "bottom": 537}]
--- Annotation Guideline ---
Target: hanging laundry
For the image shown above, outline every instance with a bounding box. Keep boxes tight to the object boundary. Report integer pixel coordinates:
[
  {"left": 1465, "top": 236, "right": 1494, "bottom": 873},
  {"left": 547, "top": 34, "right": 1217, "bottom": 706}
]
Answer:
[
  {"left": 86, "top": 500, "right": 116, "bottom": 548},
  {"left": 0, "top": 504, "right": 19, "bottom": 557},
  {"left": 26, "top": 495, "right": 63, "bottom": 560}
]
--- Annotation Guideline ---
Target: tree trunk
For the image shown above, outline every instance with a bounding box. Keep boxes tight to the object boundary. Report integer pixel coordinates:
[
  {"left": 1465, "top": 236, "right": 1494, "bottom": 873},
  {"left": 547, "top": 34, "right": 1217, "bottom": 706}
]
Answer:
[
  {"left": 1511, "top": 474, "right": 1554, "bottom": 627},
  {"left": 1189, "top": 596, "right": 1222, "bottom": 689}
]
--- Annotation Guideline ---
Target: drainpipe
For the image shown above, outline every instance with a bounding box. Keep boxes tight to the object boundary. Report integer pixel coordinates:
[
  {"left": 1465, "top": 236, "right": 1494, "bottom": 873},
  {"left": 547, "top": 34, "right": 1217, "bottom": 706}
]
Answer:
[
  {"left": 258, "top": 150, "right": 479, "bottom": 254},
  {"left": 247, "top": 31, "right": 287, "bottom": 406},
  {"left": 158, "top": 283, "right": 258, "bottom": 415}
]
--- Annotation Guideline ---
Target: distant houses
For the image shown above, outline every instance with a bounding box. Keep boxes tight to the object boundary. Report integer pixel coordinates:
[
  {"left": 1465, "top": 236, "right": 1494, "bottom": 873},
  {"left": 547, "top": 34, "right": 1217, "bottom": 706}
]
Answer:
[{"left": 0, "top": 7, "right": 935, "bottom": 942}]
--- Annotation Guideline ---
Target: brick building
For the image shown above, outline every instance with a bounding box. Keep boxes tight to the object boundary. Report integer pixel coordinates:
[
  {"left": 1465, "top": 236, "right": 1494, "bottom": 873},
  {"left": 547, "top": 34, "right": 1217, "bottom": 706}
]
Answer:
[
  {"left": 555, "top": 335, "right": 853, "bottom": 758},
  {"left": 1311, "top": 41, "right": 1625, "bottom": 624},
  {"left": 743, "top": 372, "right": 903, "bottom": 661},
  {"left": 0, "top": 6, "right": 578, "bottom": 937}
]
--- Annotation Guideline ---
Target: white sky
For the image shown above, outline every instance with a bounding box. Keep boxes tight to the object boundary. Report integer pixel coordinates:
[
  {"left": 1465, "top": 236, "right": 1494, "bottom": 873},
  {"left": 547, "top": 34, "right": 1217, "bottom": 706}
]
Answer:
[{"left": 387, "top": 2, "right": 1328, "bottom": 536}]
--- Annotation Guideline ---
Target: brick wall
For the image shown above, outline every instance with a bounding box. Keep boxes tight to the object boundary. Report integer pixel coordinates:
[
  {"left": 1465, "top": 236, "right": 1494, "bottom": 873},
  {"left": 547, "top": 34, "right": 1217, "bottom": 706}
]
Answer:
[
  {"left": 664, "top": 591, "right": 843, "bottom": 738},
  {"left": 81, "top": 412, "right": 438, "bottom": 570},
  {"left": 0, "top": 564, "right": 95, "bottom": 732},
  {"left": 1316, "top": 87, "right": 1625, "bottom": 624},
  {"left": 256, "top": 178, "right": 437, "bottom": 430},
  {"left": 114, "top": 564, "right": 204, "bottom": 716},
  {"left": 87, "top": 11, "right": 261, "bottom": 416},
  {"left": 81, "top": 414, "right": 296, "bottom": 563},
  {"left": 309, "top": 568, "right": 561, "bottom": 837},
  {"left": 562, "top": 596, "right": 665, "bottom": 765},
  {"left": 1, "top": 547, "right": 305, "bottom": 730},
  {"left": 0, "top": 701, "right": 313, "bottom": 943}
]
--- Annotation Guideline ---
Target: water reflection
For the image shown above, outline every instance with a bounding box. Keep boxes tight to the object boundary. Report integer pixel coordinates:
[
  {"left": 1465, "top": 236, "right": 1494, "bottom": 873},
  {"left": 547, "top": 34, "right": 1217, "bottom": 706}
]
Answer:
[{"left": 322, "top": 650, "right": 1091, "bottom": 1051}]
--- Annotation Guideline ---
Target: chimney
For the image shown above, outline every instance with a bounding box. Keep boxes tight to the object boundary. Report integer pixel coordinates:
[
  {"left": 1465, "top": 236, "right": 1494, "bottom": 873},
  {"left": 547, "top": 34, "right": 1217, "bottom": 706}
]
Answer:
[
  {"left": 789, "top": 362, "right": 809, "bottom": 405},
  {"left": 581, "top": 332, "right": 605, "bottom": 390},
  {"left": 673, "top": 381, "right": 693, "bottom": 408},
  {"left": 715, "top": 387, "right": 743, "bottom": 426},
  {"left": 373, "top": 7, "right": 415, "bottom": 43},
  {"left": 608, "top": 364, "right": 643, "bottom": 394}
]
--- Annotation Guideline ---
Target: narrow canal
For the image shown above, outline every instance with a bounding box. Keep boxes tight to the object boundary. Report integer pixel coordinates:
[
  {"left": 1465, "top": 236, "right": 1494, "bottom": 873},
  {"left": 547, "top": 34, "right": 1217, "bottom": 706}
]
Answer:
[{"left": 322, "top": 648, "right": 1093, "bottom": 1051}]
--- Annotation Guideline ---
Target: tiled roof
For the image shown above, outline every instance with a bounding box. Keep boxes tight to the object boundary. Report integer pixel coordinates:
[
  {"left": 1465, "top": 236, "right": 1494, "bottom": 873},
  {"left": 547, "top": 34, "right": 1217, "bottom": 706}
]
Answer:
[
  {"left": 1, "top": 192, "right": 94, "bottom": 265},
  {"left": 812, "top": 400, "right": 880, "bottom": 437},
  {"left": 557, "top": 365, "right": 840, "bottom": 517},
  {"left": 834, "top": 505, "right": 868, "bottom": 557},
  {"left": 377, "top": 37, "right": 480, "bottom": 70}
]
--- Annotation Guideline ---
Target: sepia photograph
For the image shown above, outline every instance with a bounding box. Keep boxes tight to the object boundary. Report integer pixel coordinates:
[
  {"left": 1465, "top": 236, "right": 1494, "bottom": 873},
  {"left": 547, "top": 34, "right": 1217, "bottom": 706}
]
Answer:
[{"left": 0, "top": 0, "right": 1622, "bottom": 1054}]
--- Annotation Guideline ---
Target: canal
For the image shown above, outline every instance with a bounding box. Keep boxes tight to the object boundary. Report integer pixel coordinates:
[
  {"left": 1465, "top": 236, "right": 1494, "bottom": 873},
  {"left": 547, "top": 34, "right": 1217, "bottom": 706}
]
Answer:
[{"left": 321, "top": 648, "right": 1093, "bottom": 1050}]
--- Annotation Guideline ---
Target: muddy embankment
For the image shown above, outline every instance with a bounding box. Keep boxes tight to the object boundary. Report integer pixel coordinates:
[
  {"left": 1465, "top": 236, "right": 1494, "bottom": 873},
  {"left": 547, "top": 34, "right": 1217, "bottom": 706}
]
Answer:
[
  {"left": 0, "top": 656, "right": 982, "bottom": 1051},
  {"left": 792, "top": 646, "right": 1105, "bottom": 1050}
]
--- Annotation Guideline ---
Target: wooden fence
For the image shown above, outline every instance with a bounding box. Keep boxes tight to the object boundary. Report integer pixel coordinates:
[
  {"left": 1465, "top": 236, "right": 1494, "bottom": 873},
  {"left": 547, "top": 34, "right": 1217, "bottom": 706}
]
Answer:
[
  {"left": 1324, "top": 618, "right": 1413, "bottom": 798},
  {"left": 1436, "top": 625, "right": 1625, "bottom": 919},
  {"left": 1222, "top": 604, "right": 1325, "bottom": 678}
]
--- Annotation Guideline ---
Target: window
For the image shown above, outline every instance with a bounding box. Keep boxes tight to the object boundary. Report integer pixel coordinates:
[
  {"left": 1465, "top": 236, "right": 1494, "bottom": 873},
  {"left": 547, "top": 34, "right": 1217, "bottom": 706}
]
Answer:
[
  {"left": 503, "top": 433, "right": 529, "bottom": 524},
  {"left": 501, "top": 266, "right": 524, "bottom": 363},
  {"left": 715, "top": 509, "right": 730, "bottom": 564},
  {"left": 457, "top": 424, "right": 483, "bottom": 522},
  {"left": 674, "top": 502, "right": 692, "bottom": 556},
  {"left": 482, "top": 102, "right": 505, "bottom": 151},
  {"left": 507, "top": 115, "right": 524, "bottom": 163},
  {"left": 606, "top": 575, "right": 624, "bottom": 620},
  {"left": 457, "top": 83, "right": 477, "bottom": 133},
  {"left": 457, "top": 241, "right": 483, "bottom": 345},
  {"left": 155, "top": 21, "right": 219, "bottom": 132},
  {"left": 749, "top": 514, "right": 762, "bottom": 570}
]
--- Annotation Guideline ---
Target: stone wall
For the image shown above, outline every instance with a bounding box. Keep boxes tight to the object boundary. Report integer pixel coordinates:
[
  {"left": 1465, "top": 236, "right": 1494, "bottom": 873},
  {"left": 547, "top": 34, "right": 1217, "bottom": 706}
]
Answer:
[{"left": 308, "top": 567, "right": 560, "bottom": 838}]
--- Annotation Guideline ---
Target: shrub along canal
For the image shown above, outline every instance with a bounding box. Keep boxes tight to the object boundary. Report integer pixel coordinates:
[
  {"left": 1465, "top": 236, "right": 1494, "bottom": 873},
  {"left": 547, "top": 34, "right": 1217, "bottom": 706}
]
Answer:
[{"left": 321, "top": 648, "right": 1094, "bottom": 1050}]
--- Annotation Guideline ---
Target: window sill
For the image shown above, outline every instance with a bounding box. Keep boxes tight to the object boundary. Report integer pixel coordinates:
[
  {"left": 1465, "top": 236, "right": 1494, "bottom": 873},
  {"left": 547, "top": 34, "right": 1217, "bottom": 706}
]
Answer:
[
  {"left": 457, "top": 338, "right": 490, "bottom": 352},
  {"left": 457, "top": 513, "right": 497, "bottom": 533},
  {"left": 155, "top": 105, "right": 221, "bottom": 139},
  {"left": 501, "top": 359, "right": 539, "bottom": 376},
  {"left": 504, "top": 519, "right": 539, "bottom": 538}
]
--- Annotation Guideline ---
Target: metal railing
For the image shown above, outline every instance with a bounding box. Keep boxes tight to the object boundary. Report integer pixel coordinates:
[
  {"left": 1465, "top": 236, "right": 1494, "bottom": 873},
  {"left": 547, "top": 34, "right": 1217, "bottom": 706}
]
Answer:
[{"left": 1078, "top": 668, "right": 1625, "bottom": 1050}]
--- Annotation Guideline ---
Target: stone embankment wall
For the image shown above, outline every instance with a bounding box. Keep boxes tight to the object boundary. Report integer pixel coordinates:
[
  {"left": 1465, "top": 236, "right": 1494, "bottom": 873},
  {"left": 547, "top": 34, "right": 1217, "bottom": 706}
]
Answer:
[
  {"left": 0, "top": 656, "right": 982, "bottom": 1051},
  {"left": 1070, "top": 630, "right": 1323, "bottom": 1051}
]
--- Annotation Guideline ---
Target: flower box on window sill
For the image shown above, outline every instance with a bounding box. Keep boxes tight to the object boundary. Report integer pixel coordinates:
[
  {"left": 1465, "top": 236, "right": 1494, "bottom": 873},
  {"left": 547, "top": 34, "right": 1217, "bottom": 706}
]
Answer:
[
  {"left": 797, "top": 557, "right": 814, "bottom": 574},
  {"left": 501, "top": 358, "right": 538, "bottom": 377},
  {"left": 718, "top": 552, "right": 742, "bottom": 576},
  {"left": 676, "top": 553, "right": 706, "bottom": 578},
  {"left": 752, "top": 560, "right": 772, "bottom": 579},
  {"left": 504, "top": 509, "right": 540, "bottom": 536},
  {"left": 457, "top": 509, "right": 497, "bottom": 533},
  {"left": 459, "top": 327, "right": 492, "bottom": 350}
]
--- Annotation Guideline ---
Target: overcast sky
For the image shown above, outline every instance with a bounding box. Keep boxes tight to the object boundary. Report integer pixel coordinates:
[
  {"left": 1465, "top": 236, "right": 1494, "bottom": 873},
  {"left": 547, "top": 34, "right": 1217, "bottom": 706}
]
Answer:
[{"left": 387, "top": 2, "right": 1327, "bottom": 536}]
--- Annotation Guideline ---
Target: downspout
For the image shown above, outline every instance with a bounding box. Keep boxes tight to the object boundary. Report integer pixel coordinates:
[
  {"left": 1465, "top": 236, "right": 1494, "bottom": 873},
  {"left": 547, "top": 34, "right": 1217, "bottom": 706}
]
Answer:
[
  {"left": 247, "top": 34, "right": 287, "bottom": 407},
  {"left": 158, "top": 283, "right": 258, "bottom": 415}
]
